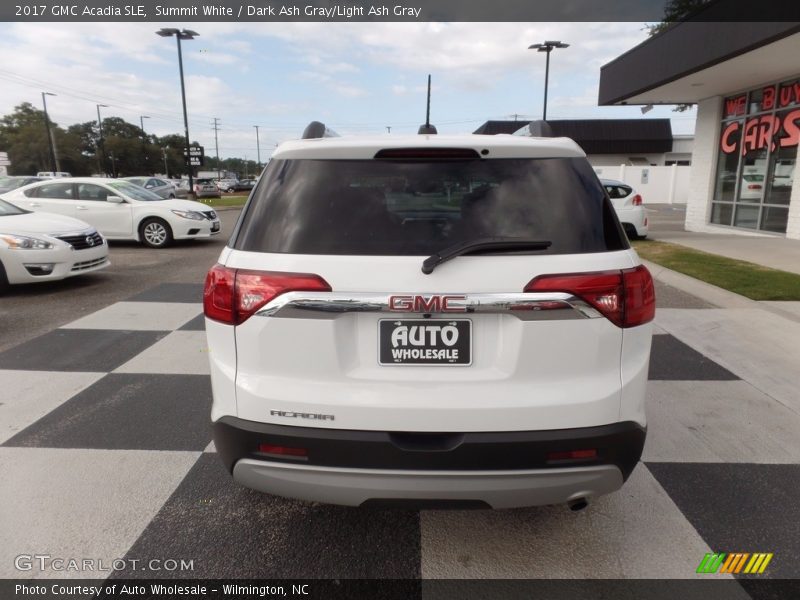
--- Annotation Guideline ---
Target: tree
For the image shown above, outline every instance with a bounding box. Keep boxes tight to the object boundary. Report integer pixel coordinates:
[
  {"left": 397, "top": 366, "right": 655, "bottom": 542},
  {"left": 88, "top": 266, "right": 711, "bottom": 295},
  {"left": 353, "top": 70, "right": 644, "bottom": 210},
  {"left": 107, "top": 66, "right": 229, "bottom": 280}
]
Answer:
[{"left": 0, "top": 103, "right": 59, "bottom": 175}]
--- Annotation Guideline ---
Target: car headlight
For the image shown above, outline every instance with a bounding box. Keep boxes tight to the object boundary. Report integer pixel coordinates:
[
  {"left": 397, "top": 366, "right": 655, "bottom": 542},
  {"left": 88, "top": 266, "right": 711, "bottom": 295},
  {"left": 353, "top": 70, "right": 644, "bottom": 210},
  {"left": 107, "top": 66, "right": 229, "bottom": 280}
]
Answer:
[
  {"left": 0, "top": 233, "right": 55, "bottom": 250},
  {"left": 171, "top": 209, "right": 205, "bottom": 221}
]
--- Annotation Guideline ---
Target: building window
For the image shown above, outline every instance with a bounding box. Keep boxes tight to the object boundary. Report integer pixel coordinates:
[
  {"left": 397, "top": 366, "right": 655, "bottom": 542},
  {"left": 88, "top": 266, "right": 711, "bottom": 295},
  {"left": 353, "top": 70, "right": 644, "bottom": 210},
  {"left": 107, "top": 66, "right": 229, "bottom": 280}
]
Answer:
[{"left": 710, "top": 77, "right": 800, "bottom": 234}]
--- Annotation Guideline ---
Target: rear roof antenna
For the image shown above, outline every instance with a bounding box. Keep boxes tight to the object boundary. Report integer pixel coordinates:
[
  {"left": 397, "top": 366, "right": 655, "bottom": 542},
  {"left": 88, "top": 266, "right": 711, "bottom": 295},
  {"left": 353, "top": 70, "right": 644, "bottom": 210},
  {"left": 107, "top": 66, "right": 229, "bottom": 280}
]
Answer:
[{"left": 418, "top": 75, "right": 437, "bottom": 134}]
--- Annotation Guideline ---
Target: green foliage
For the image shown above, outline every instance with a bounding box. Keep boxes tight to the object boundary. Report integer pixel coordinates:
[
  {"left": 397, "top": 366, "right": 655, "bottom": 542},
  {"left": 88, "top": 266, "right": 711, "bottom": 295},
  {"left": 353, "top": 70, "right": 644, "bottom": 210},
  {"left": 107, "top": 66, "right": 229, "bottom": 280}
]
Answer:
[
  {"left": 633, "top": 241, "right": 800, "bottom": 301},
  {"left": 0, "top": 103, "right": 216, "bottom": 178}
]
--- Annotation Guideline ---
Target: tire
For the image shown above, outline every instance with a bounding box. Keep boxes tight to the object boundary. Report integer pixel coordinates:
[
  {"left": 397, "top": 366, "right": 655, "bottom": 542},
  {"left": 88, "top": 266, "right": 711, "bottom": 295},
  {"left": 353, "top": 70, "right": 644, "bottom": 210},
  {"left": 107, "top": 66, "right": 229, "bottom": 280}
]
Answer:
[
  {"left": 139, "top": 218, "right": 173, "bottom": 248},
  {"left": 623, "top": 223, "right": 640, "bottom": 240},
  {"left": 0, "top": 260, "right": 9, "bottom": 293},
  {"left": 169, "top": 193, "right": 176, "bottom": 199}
]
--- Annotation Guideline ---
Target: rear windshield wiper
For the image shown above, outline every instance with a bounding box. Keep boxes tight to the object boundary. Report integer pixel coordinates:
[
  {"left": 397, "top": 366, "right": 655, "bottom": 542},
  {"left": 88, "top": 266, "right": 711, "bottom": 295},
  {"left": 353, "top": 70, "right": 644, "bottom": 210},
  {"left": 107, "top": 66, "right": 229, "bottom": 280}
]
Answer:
[{"left": 422, "top": 237, "right": 552, "bottom": 274}]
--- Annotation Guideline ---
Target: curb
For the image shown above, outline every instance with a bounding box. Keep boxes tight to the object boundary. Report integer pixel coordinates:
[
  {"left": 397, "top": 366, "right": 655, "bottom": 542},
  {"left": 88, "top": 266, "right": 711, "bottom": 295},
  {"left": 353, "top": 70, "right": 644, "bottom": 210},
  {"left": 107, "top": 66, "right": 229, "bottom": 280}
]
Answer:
[{"left": 642, "top": 259, "right": 800, "bottom": 324}]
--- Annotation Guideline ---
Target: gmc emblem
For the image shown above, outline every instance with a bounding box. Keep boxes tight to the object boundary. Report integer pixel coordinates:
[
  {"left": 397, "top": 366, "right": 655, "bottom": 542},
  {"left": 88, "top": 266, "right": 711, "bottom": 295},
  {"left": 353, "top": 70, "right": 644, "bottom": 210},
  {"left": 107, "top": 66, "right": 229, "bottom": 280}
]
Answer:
[{"left": 388, "top": 294, "right": 467, "bottom": 313}]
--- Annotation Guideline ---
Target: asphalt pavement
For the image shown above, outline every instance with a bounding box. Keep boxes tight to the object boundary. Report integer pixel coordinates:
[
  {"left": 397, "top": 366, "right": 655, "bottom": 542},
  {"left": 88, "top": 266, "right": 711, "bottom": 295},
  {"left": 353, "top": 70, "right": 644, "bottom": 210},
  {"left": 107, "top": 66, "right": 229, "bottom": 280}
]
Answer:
[
  {"left": 1, "top": 203, "right": 799, "bottom": 590},
  {"left": 0, "top": 208, "right": 240, "bottom": 353}
]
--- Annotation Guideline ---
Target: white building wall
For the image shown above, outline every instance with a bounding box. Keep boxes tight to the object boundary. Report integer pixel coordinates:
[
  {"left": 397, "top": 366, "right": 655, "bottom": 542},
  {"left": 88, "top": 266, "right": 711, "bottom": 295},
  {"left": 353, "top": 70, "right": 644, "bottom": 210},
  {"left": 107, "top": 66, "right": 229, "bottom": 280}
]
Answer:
[
  {"left": 786, "top": 160, "right": 800, "bottom": 239},
  {"left": 685, "top": 96, "right": 723, "bottom": 232},
  {"left": 593, "top": 165, "right": 691, "bottom": 203}
]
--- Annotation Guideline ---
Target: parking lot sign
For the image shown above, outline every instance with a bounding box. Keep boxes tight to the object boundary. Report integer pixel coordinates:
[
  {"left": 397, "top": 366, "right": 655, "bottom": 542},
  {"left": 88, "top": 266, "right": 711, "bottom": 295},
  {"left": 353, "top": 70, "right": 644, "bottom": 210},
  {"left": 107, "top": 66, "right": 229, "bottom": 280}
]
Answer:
[{"left": 183, "top": 146, "right": 204, "bottom": 166}]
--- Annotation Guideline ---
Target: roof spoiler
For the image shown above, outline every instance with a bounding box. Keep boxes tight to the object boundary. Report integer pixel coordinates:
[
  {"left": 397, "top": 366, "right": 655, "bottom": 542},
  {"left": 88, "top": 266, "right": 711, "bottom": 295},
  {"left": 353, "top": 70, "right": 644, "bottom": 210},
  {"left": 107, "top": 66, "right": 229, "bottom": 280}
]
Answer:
[
  {"left": 512, "top": 120, "right": 553, "bottom": 137},
  {"left": 302, "top": 121, "right": 340, "bottom": 139}
]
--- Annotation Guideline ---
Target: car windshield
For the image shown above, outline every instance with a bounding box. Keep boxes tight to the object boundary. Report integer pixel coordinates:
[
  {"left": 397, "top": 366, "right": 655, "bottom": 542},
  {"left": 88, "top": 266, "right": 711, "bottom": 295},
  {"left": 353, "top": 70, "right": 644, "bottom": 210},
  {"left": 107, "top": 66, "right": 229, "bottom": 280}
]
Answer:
[
  {"left": 234, "top": 157, "right": 626, "bottom": 256},
  {"left": 108, "top": 181, "right": 163, "bottom": 202},
  {"left": 0, "top": 177, "right": 29, "bottom": 190},
  {"left": 0, "top": 198, "right": 26, "bottom": 215},
  {"left": 125, "top": 178, "right": 146, "bottom": 186}
]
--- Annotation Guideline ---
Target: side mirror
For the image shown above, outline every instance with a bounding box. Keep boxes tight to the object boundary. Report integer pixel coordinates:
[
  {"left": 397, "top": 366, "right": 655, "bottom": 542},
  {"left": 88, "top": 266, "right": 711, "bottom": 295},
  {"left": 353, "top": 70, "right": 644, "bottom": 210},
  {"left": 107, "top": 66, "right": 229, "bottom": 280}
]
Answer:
[{"left": 107, "top": 195, "right": 125, "bottom": 204}]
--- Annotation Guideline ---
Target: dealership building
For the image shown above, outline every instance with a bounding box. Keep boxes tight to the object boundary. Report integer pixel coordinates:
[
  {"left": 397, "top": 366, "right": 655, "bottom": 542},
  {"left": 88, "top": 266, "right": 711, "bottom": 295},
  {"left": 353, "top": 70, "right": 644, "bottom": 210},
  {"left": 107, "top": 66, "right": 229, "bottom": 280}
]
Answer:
[{"left": 599, "top": 21, "right": 800, "bottom": 239}]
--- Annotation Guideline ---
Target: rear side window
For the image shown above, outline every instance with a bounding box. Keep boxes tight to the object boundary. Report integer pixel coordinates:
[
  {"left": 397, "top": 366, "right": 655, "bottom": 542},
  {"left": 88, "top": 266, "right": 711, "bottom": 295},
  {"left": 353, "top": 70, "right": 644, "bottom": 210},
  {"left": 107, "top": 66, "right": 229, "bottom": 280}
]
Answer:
[
  {"left": 604, "top": 184, "right": 632, "bottom": 199},
  {"left": 26, "top": 182, "right": 74, "bottom": 199},
  {"left": 234, "top": 157, "right": 627, "bottom": 255}
]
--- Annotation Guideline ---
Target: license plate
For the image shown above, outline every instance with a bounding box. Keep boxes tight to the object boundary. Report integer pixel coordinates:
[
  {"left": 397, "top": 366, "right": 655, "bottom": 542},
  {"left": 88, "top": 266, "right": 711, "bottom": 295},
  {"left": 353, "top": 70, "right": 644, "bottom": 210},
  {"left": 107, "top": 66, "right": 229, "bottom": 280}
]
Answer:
[
  {"left": 211, "top": 222, "right": 220, "bottom": 232},
  {"left": 379, "top": 319, "right": 471, "bottom": 366}
]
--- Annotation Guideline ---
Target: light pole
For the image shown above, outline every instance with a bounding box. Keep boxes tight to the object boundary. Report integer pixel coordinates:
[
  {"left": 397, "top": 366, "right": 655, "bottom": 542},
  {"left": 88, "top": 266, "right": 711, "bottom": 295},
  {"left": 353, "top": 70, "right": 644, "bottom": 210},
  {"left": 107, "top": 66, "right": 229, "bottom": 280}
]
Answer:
[
  {"left": 253, "top": 125, "right": 261, "bottom": 170},
  {"left": 162, "top": 147, "right": 169, "bottom": 178},
  {"left": 528, "top": 40, "right": 569, "bottom": 121},
  {"left": 156, "top": 27, "right": 198, "bottom": 195},
  {"left": 140, "top": 115, "right": 150, "bottom": 173},
  {"left": 41, "top": 92, "right": 58, "bottom": 174},
  {"left": 96, "top": 104, "right": 109, "bottom": 175}
]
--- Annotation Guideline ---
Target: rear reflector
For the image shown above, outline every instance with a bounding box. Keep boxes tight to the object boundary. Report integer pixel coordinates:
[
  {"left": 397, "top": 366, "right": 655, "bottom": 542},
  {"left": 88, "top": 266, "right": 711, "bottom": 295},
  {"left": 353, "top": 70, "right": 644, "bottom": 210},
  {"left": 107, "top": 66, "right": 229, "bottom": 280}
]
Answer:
[
  {"left": 204, "top": 264, "right": 331, "bottom": 325},
  {"left": 546, "top": 449, "right": 598, "bottom": 461},
  {"left": 258, "top": 443, "right": 308, "bottom": 457},
  {"left": 632, "top": 194, "right": 643, "bottom": 206},
  {"left": 524, "top": 265, "right": 655, "bottom": 328},
  {"left": 747, "top": 184, "right": 762, "bottom": 190}
]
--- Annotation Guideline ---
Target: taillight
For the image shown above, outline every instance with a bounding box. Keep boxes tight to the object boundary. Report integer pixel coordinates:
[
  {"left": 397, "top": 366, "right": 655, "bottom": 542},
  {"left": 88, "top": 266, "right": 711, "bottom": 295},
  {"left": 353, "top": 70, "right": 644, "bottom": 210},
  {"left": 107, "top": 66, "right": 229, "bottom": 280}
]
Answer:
[
  {"left": 747, "top": 184, "right": 762, "bottom": 190},
  {"left": 622, "top": 265, "right": 656, "bottom": 327},
  {"left": 203, "top": 264, "right": 331, "bottom": 325},
  {"left": 524, "top": 265, "right": 655, "bottom": 328},
  {"left": 631, "top": 194, "right": 642, "bottom": 206}
]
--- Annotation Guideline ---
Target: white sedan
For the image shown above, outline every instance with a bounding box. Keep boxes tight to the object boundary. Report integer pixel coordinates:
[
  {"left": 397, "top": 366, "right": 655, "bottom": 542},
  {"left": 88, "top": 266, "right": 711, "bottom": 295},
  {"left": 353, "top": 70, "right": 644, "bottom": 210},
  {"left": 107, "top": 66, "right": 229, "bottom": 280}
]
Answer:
[
  {"left": 0, "top": 198, "right": 109, "bottom": 290},
  {"left": 601, "top": 178, "right": 649, "bottom": 239},
  {"left": 1, "top": 178, "right": 221, "bottom": 248}
]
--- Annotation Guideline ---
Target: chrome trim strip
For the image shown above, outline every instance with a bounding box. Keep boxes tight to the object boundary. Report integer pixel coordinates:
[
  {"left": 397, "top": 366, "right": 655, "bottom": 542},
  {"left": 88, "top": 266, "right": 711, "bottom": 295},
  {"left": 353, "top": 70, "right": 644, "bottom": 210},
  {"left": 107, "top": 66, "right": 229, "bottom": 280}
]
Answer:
[{"left": 254, "top": 292, "right": 603, "bottom": 321}]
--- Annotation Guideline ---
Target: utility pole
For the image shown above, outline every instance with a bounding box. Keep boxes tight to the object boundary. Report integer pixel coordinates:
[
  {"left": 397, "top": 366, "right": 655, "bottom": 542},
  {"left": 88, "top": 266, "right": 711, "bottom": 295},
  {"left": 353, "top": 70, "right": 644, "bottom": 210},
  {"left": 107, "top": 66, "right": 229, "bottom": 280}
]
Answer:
[
  {"left": 386, "top": 126, "right": 391, "bottom": 133},
  {"left": 253, "top": 125, "right": 261, "bottom": 170},
  {"left": 41, "top": 92, "right": 58, "bottom": 174},
  {"left": 96, "top": 104, "right": 109, "bottom": 175},
  {"left": 213, "top": 117, "right": 221, "bottom": 180},
  {"left": 162, "top": 147, "right": 169, "bottom": 177},
  {"left": 140, "top": 115, "right": 150, "bottom": 173}
]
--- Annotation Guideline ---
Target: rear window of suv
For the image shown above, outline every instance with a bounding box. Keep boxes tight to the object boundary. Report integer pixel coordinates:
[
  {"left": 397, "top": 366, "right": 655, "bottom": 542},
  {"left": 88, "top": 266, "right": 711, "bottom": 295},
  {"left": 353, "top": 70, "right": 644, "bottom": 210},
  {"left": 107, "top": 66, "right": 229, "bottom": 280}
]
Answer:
[{"left": 233, "top": 157, "right": 627, "bottom": 255}]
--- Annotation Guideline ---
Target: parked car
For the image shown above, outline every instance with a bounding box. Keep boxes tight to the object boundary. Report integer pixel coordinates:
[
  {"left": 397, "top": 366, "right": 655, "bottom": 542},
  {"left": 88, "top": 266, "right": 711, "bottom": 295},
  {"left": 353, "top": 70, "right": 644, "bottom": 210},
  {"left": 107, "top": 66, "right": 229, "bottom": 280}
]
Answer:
[
  {"left": 601, "top": 179, "right": 648, "bottom": 239},
  {"left": 168, "top": 179, "right": 189, "bottom": 198},
  {"left": 183, "top": 178, "right": 220, "bottom": 199},
  {"left": 204, "top": 122, "right": 655, "bottom": 510},
  {"left": 233, "top": 179, "right": 257, "bottom": 192},
  {"left": 0, "top": 197, "right": 109, "bottom": 290},
  {"left": 122, "top": 177, "right": 177, "bottom": 199},
  {"left": 0, "top": 176, "right": 45, "bottom": 194},
  {"left": 36, "top": 171, "right": 71, "bottom": 178},
  {"left": 739, "top": 173, "right": 765, "bottom": 200},
  {"left": 215, "top": 179, "right": 239, "bottom": 193},
  {"left": 1, "top": 178, "right": 221, "bottom": 248}
]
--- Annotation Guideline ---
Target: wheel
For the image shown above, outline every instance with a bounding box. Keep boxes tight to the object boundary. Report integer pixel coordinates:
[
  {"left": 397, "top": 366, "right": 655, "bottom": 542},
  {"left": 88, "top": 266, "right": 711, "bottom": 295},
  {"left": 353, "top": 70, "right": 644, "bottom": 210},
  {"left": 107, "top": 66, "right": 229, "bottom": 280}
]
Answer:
[
  {"left": 139, "top": 218, "right": 173, "bottom": 248},
  {"left": 169, "top": 193, "right": 176, "bottom": 199}
]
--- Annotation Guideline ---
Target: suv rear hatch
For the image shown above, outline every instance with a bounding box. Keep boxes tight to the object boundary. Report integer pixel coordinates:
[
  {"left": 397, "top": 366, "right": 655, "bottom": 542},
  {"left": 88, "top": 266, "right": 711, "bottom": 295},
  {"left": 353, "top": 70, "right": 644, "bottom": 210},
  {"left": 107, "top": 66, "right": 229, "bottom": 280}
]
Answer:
[{"left": 208, "top": 150, "right": 648, "bottom": 432}]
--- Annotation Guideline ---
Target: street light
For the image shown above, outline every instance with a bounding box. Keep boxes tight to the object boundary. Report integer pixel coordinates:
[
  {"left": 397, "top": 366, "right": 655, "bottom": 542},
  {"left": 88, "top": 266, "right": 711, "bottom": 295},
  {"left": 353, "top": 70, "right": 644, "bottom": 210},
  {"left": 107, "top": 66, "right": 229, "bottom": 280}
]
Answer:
[
  {"left": 253, "top": 125, "right": 261, "bottom": 170},
  {"left": 96, "top": 104, "right": 109, "bottom": 175},
  {"left": 41, "top": 92, "right": 57, "bottom": 174},
  {"left": 157, "top": 27, "right": 198, "bottom": 195},
  {"left": 528, "top": 40, "right": 569, "bottom": 121},
  {"left": 140, "top": 115, "right": 151, "bottom": 172}
]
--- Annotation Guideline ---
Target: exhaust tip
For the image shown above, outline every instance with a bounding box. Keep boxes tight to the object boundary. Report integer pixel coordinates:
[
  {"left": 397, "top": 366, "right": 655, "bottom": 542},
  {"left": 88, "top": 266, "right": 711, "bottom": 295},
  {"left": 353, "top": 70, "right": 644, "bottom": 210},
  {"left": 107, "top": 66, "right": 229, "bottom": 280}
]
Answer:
[{"left": 567, "top": 498, "right": 589, "bottom": 512}]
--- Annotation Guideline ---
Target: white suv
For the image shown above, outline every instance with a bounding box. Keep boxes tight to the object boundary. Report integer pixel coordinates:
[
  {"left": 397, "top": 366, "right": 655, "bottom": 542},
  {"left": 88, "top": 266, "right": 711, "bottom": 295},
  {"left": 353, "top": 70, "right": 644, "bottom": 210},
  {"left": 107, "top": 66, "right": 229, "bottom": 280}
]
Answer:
[{"left": 204, "top": 124, "right": 655, "bottom": 510}]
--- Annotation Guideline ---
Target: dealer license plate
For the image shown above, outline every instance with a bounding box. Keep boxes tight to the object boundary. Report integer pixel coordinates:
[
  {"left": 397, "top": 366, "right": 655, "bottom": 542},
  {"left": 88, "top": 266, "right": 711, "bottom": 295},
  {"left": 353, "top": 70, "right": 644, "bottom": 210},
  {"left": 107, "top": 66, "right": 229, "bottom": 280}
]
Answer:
[{"left": 378, "top": 319, "right": 471, "bottom": 366}]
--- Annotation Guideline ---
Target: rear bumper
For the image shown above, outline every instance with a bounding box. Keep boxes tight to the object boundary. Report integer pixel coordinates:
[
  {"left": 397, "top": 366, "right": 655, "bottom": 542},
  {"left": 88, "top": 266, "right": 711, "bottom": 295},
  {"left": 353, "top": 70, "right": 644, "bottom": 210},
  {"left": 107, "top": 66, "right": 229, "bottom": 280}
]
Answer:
[
  {"left": 213, "top": 417, "right": 645, "bottom": 508},
  {"left": 233, "top": 460, "right": 623, "bottom": 509}
]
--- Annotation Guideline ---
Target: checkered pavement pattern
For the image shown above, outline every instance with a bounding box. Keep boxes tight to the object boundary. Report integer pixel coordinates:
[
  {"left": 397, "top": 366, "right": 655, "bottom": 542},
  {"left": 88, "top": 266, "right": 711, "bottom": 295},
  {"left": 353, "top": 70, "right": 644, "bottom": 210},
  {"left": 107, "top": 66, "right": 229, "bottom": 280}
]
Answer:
[{"left": 1, "top": 282, "right": 798, "bottom": 586}]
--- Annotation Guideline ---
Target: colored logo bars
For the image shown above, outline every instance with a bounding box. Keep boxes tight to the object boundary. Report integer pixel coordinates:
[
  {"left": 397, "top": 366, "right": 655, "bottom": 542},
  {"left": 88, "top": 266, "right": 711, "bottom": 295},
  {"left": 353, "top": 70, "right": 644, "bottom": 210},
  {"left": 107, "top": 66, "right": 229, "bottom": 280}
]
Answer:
[{"left": 697, "top": 552, "right": 773, "bottom": 575}]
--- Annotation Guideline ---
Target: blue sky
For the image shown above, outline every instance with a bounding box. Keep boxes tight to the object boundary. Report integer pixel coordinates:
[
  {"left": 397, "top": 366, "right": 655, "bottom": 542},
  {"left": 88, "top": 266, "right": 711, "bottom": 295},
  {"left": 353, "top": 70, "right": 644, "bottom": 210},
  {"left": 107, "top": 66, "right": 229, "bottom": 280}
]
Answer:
[{"left": 0, "top": 22, "right": 697, "bottom": 159}]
